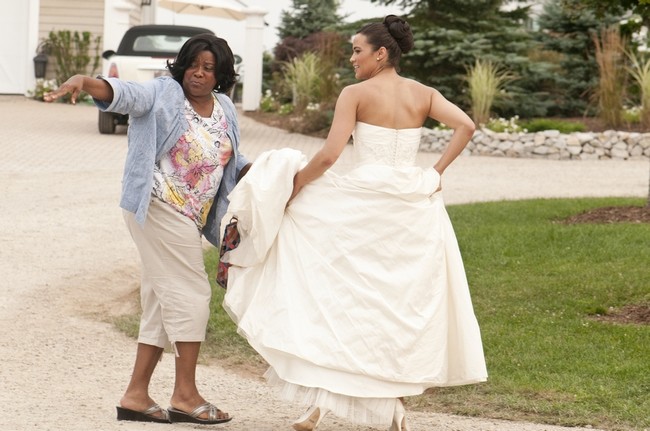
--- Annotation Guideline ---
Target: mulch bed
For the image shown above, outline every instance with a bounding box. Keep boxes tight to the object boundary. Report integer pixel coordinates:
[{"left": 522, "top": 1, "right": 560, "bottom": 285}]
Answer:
[
  {"left": 562, "top": 205, "right": 650, "bottom": 224},
  {"left": 565, "top": 116, "right": 650, "bottom": 133},
  {"left": 591, "top": 304, "right": 650, "bottom": 325},
  {"left": 564, "top": 206, "right": 649, "bottom": 326}
]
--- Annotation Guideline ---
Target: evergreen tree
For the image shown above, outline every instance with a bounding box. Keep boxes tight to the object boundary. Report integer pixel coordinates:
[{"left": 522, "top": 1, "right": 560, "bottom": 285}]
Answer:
[
  {"left": 536, "top": 0, "right": 622, "bottom": 116},
  {"left": 271, "top": 1, "right": 348, "bottom": 111},
  {"left": 278, "top": 0, "right": 343, "bottom": 39},
  {"left": 578, "top": 0, "right": 650, "bottom": 25},
  {"left": 375, "top": 0, "right": 555, "bottom": 118}
]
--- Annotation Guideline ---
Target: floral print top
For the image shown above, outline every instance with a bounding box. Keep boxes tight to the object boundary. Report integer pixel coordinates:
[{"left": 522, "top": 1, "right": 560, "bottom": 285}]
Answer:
[{"left": 152, "top": 94, "right": 233, "bottom": 229}]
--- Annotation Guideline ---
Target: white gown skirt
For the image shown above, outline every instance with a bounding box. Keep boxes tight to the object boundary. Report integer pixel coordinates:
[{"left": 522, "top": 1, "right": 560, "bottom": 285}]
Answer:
[{"left": 223, "top": 149, "right": 487, "bottom": 426}]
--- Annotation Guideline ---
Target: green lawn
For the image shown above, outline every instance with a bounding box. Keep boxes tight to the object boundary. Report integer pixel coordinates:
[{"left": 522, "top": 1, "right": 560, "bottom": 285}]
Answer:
[
  {"left": 116, "top": 197, "right": 650, "bottom": 430},
  {"left": 411, "top": 197, "right": 649, "bottom": 430}
]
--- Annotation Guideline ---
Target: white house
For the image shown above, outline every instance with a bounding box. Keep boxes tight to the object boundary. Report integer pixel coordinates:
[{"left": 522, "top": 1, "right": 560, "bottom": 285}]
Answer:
[{"left": 0, "top": 0, "right": 265, "bottom": 110}]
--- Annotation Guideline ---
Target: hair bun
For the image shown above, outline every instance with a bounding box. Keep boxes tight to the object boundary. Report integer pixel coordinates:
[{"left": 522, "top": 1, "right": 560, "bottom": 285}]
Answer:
[{"left": 383, "top": 15, "right": 414, "bottom": 54}]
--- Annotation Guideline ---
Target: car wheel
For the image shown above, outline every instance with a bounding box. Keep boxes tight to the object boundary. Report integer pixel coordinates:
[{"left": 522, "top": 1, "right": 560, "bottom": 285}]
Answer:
[{"left": 98, "top": 110, "right": 116, "bottom": 134}]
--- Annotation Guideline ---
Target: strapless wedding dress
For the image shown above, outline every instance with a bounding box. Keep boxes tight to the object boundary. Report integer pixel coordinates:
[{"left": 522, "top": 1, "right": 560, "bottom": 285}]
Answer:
[{"left": 222, "top": 122, "right": 487, "bottom": 426}]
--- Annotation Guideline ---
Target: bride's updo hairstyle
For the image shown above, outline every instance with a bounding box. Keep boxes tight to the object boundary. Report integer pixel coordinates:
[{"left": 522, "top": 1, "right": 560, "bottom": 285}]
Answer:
[{"left": 357, "top": 15, "right": 414, "bottom": 69}]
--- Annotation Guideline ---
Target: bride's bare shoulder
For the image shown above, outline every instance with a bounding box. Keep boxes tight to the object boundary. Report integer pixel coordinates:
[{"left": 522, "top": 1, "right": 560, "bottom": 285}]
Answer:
[
  {"left": 336, "top": 82, "right": 369, "bottom": 103},
  {"left": 343, "top": 81, "right": 369, "bottom": 93},
  {"left": 404, "top": 77, "right": 437, "bottom": 93}
]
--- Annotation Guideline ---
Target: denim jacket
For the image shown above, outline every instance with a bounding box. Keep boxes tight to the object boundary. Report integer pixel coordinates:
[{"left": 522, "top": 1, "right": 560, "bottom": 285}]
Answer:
[{"left": 95, "top": 76, "right": 249, "bottom": 247}]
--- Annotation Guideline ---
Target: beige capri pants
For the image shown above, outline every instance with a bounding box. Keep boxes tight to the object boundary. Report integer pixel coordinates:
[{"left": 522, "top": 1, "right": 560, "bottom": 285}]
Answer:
[{"left": 123, "top": 196, "right": 211, "bottom": 351}]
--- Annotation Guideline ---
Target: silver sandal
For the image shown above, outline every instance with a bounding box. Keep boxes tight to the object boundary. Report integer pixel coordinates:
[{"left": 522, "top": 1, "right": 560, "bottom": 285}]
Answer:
[{"left": 168, "top": 402, "right": 232, "bottom": 424}]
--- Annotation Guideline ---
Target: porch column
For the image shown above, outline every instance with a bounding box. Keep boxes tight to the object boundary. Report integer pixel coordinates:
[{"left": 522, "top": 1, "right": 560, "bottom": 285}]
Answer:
[
  {"left": 241, "top": 7, "right": 266, "bottom": 111},
  {"left": 102, "top": 0, "right": 136, "bottom": 75}
]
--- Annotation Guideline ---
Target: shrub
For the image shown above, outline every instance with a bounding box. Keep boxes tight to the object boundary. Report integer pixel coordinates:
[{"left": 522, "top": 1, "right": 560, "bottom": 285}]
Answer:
[
  {"left": 43, "top": 30, "right": 102, "bottom": 103},
  {"left": 622, "top": 106, "right": 641, "bottom": 124},
  {"left": 484, "top": 116, "right": 526, "bottom": 133},
  {"left": 467, "top": 59, "right": 513, "bottom": 125},
  {"left": 592, "top": 26, "right": 626, "bottom": 128},
  {"left": 278, "top": 103, "right": 294, "bottom": 116},
  {"left": 519, "top": 118, "right": 587, "bottom": 133},
  {"left": 273, "top": 31, "right": 346, "bottom": 102},
  {"left": 282, "top": 51, "right": 323, "bottom": 113},
  {"left": 28, "top": 78, "right": 58, "bottom": 101},
  {"left": 287, "top": 106, "right": 333, "bottom": 135},
  {"left": 626, "top": 51, "right": 650, "bottom": 127},
  {"left": 259, "top": 90, "right": 280, "bottom": 113}
]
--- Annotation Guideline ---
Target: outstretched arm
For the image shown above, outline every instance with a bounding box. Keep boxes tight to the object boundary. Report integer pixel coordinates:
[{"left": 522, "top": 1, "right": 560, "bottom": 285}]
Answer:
[
  {"left": 289, "top": 86, "right": 357, "bottom": 200},
  {"left": 428, "top": 88, "right": 475, "bottom": 175},
  {"left": 43, "top": 75, "right": 114, "bottom": 105}
]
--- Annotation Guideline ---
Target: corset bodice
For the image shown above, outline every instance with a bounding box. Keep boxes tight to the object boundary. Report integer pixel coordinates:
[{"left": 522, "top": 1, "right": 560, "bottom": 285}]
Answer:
[{"left": 352, "top": 122, "right": 421, "bottom": 168}]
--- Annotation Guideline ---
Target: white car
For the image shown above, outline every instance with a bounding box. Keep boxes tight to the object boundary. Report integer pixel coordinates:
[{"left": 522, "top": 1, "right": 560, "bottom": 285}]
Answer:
[{"left": 98, "top": 24, "right": 214, "bottom": 134}]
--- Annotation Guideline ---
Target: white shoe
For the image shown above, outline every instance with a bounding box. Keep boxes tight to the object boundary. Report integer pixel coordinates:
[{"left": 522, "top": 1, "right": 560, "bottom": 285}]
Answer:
[
  {"left": 389, "top": 399, "right": 411, "bottom": 431},
  {"left": 292, "top": 406, "right": 329, "bottom": 431}
]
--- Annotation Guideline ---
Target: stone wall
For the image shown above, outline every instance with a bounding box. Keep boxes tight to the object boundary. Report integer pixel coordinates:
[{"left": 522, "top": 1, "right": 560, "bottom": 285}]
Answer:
[{"left": 420, "top": 128, "right": 650, "bottom": 160}]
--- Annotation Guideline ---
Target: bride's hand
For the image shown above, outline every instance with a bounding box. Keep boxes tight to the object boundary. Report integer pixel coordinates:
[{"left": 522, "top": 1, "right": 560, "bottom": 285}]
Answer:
[
  {"left": 433, "top": 167, "right": 443, "bottom": 193},
  {"left": 287, "top": 173, "right": 304, "bottom": 204},
  {"left": 288, "top": 186, "right": 301, "bottom": 204}
]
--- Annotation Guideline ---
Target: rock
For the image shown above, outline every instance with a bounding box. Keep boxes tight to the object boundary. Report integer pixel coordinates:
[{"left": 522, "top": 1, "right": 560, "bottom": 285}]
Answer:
[
  {"left": 567, "top": 146, "right": 582, "bottom": 156},
  {"left": 610, "top": 148, "right": 629, "bottom": 159},
  {"left": 565, "top": 135, "right": 581, "bottom": 147},
  {"left": 533, "top": 146, "right": 551, "bottom": 155},
  {"left": 543, "top": 129, "right": 561, "bottom": 137},
  {"left": 416, "top": 127, "right": 649, "bottom": 161},
  {"left": 574, "top": 132, "right": 594, "bottom": 144}
]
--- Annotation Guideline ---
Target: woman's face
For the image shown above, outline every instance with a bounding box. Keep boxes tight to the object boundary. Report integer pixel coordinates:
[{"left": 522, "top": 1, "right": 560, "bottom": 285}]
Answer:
[
  {"left": 182, "top": 50, "right": 218, "bottom": 98},
  {"left": 349, "top": 33, "right": 379, "bottom": 80}
]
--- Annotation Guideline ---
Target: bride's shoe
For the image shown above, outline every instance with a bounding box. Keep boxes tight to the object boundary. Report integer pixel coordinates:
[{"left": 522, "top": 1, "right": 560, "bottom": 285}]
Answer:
[
  {"left": 292, "top": 406, "right": 329, "bottom": 431},
  {"left": 389, "top": 399, "right": 411, "bottom": 431}
]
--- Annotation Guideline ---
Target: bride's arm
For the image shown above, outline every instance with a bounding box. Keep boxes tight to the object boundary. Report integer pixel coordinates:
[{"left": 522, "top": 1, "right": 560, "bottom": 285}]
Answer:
[
  {"left": 428, "top": 88, "right": 476, "bottom": 175},
  {"left": 290, "top": 87, "right": 357, "bottom": 200}
]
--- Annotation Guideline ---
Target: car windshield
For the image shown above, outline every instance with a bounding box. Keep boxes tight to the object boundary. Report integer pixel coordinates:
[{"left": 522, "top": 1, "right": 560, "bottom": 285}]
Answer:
[{"left": 132, "top": 35, "right": 192, "bottom": 55}]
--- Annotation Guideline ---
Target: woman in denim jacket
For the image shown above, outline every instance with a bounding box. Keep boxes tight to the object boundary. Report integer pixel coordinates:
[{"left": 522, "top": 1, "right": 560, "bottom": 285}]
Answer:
[{"left": 45, "top": 34, "right": 249, "bottom": 425}]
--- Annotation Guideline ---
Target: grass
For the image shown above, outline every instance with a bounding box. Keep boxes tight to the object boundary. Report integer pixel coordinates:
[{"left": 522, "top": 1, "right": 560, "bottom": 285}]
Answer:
[
  {"left": 202, "top": 250, "right": 266, "bottom": 370},
  {"left": 114, "top": 197, "right": 650, "bottom": 430},
  {"left": 424, "top": 197, "right": 650, "bottom": 430}
]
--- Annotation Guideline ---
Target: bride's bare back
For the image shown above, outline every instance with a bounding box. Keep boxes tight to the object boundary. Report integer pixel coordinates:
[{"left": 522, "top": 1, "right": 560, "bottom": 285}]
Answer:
[{"left": 354, "top": 73, "right": 433, "bottom": 130}]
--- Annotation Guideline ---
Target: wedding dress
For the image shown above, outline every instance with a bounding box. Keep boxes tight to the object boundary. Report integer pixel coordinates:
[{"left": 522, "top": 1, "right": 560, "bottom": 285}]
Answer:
[{"left": 222, "top": 122, "right": 487, "bottom": 427}]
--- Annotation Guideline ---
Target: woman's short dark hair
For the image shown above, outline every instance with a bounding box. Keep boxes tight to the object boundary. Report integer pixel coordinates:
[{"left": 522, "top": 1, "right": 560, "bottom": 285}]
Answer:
[
  {"left": 167, "top": 33, "right": 238, "bottom": 94},
  {"left": 357, "top": 15, "right": 414, "bottom": 69}
]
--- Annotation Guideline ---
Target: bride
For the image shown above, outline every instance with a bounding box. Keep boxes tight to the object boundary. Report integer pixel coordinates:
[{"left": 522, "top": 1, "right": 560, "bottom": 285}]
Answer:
[{"left": 223, "top": 14, "right": 488, "bottom": 431}]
